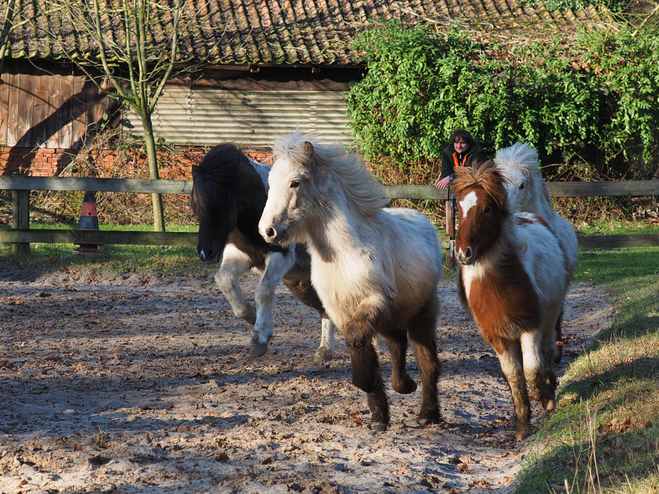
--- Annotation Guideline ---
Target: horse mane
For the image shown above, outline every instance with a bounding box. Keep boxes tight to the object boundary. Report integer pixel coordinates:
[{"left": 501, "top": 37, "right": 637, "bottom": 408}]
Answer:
[
  {"left": 193, "top": 143, "right": 246, "bottom": 185},
  {"left": 495, "top": 142, "right": 552, "bottom": 204},
  {"left": 273, "top": 130, "right": 388, "bottom": 215},
  {"left": 495, "top": 142, "right": 538, "bottom": 174},
  {"left": 191, "top": 142, "right": 252, "bottom": 219},
  {"left": 453, "top": 161, "right": 508, "bottom": 211}
]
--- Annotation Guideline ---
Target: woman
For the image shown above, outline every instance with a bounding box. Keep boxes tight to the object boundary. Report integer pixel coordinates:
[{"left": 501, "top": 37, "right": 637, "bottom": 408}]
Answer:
[{"left": 435, "top": 129, "right": 487, "bottom": 190}]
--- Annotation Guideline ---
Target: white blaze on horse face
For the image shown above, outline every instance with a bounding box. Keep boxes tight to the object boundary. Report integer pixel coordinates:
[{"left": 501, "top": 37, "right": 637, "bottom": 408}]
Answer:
[
  {"left": 260, "top": 160, "right": 285, "bottom": 237},
  {"left": 259, "top": 157, "right": 299, "bottom": 244},
  {"left": 268, "top": 157, "right": 291, "bottom": 195},
  {"left": 459, "top": 190, "right": 478, "bottom": 220}
]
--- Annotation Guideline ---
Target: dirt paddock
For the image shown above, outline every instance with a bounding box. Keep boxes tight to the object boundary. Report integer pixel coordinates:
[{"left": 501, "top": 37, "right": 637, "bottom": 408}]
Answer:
[{"left": 0, "top": 267, "right": 612, "bottom": 493}]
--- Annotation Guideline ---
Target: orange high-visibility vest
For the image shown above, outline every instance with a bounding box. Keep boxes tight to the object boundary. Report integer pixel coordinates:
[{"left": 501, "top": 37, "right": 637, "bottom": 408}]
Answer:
[{"left": 452, "top": 152, "right": 468, "bottom": 168}]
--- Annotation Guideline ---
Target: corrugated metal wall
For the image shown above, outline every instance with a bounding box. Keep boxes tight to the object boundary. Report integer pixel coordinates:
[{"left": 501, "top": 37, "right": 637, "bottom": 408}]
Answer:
[{"left": 124, "top": 86, "right": 355, "bottom": 148}]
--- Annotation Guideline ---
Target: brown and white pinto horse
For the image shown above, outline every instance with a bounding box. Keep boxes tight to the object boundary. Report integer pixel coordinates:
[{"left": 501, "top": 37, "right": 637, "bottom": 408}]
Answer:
[
  {"left": 453, "top": 161, "right": 571, "bottom": 441},
  {"left": 494, "top": 142, "right": 579, "bottom": 363}
]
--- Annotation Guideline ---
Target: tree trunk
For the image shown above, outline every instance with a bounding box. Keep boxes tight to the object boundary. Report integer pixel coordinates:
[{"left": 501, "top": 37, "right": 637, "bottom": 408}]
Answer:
[{"left": 142, "top": 115, "right": 166, "bottom": 232}]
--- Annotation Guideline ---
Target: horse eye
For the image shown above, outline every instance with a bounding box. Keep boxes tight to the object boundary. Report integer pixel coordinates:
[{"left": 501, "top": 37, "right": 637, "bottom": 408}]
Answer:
[
  {"left": 290, "top": 180, "right": 300, "bottom": 189},
  {"left": 484, "top": 206, "right": 492, "bottom": 214},
  {"left": 519, "top": 183, "right": 525, "bottom": 190}
]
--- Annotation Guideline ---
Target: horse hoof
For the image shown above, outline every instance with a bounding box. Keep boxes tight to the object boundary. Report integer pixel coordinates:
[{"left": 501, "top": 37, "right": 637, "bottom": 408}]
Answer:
[
  {"left": 234, "top": 305, "right": 257, "bottom": 325},
  {"left": 417, "top": 411, "right": 441, "bottom": 427},
  {"left": 515, "top": 425, "right": 532, "bottom": 441},
  {"left": 515, "top": 429, "right": 531, "bottom": 441},
  {"left": 515, "top": 431, "right": 530, "bottom": 441},
  {"left": 542, "top": 398, "right": 556, "bottom": 411},
  {"left": 313, "top": 346, "right": 333, "bottom": 364},
  {"left": 393, "top": 377, "right": 417, "bottom": 395},
  {"left": 370, "top": 422, "right": 388, "bottom": 432},
  {"left": 249, "top": 341, "right": 268, "bottom": 357}
]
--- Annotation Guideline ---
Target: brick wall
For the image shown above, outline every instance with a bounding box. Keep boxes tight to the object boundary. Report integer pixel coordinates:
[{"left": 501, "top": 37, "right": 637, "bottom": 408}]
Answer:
[
  {"left": 0, "top": 147, "right": 74, "bottom": 177},
  {"left": 0, "top": 147, "right": 273, "bottom": 179}
]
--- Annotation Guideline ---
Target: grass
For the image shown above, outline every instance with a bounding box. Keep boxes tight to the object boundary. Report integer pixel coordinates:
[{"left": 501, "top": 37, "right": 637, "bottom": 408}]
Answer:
[
  {"left": 0, "top": 223, "right": 215, "bottom": 278},
  {"left": 577, "top": 220, "right": 659, "bottom": 236},
  {"left": 574, "top": 248, "right": 659, "bottom": 285},
  {"left": 22, "top": 221, "right": 198, "bottom": 232},
  {"left": 514, "top": 247, "right": 659, "bottom": 494}
]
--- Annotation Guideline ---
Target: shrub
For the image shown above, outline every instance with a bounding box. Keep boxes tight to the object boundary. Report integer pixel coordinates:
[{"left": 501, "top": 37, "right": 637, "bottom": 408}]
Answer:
[{"left": 346, "top": 23, "right": 659, "bottom": 184}]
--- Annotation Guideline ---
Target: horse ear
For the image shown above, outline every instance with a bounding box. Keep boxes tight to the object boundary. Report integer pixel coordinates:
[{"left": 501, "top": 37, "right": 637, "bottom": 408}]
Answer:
[
  {"left": 191, "top": 164, "right": 199, "bottom": 177},
  {"left": 302, "top": 141, "right": 314, "bottom": 163}
]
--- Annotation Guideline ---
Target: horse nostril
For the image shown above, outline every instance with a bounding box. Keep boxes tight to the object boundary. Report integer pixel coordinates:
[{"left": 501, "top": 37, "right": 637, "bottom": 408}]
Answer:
[
  {"left": 465, "top": 247, "right": 473, "bottom": 259},
  {"left": 198, "top": 249, "right": 206, "bottom": 261},
  {"left": 265, "top": 227, "right": 276, "bottom": 240}
]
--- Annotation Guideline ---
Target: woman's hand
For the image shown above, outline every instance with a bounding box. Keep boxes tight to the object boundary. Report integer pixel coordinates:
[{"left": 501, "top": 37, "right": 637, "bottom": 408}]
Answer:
[{"left": 435, "top": 176, "right": 451, "bottom": 190}]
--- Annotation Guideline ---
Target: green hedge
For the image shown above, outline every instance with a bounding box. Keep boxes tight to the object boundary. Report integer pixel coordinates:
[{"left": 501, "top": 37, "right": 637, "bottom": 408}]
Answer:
[{"left": 346, "top": 23, "right": 659, "bottom": 182}]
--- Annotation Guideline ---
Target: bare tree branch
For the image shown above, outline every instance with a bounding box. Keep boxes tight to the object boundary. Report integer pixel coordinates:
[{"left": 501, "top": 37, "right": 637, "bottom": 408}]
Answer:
[
  {"left": 36, "top": 0, "right": 200, "bottom": 232},
  {"left": 632, "top": 1, "right": 659, "bottom": 35}
]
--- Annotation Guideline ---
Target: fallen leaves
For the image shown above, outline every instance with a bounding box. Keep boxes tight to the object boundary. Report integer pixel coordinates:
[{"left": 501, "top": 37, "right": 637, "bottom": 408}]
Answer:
[
  {"left": 0, "top": 274, "right": 609, "bottom": 493},
  {"left": 469, "top": 479, "right": 493, "bottom": 489},
  {"left": 348, "top": 407, "right": 364, "bottom": 424},
  {"left": 599, "top": 415, "right": 647, "bottom": 436}
]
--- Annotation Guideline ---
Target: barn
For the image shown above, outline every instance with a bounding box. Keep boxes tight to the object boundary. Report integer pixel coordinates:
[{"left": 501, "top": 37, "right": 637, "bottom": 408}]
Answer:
[{"left": 0, "top": 0, "right": 610, "bottom": 177}]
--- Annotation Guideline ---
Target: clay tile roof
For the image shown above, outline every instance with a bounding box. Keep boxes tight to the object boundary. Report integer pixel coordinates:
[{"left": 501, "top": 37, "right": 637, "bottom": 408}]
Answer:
[{"left": 4, "top": 0, "right": 614, "bottom": 66}]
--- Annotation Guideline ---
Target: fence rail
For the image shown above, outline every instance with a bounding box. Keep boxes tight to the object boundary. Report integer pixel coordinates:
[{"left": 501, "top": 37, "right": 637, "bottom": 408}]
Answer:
[
  {"left": 2, "top": 177, "right": 659, "bottom": 255},
  {"left": 0, "top": 176, "right": 193, "bottom": 194}
]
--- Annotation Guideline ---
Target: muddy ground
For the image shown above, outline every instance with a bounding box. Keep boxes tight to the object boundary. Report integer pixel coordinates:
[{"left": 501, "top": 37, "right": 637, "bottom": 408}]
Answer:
[{"left": 0, "top": 266, "right": 612, "bottom": 493}]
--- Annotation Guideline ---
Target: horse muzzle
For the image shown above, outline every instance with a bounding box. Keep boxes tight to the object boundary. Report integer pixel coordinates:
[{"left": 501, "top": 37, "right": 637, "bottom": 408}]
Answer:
[
  {"left": 258, "top": 214, "right": 290, "bottom": 245},
  {"left": 455, "top": 246, "right": 475, "bottom": 266},
  {"left": 197, "top": 247, "right": 221, "bottom": 264},
  {"left": 261, "top": 224, "right": 286, "bottom": 246}
]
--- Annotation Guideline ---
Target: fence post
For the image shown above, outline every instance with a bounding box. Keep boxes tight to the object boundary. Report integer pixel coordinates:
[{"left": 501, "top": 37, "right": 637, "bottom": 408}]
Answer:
[
  {"left": 445, "top": 188, "right": 455, "bottom": 267},
  {"left": 12, "top": 189, "right": 30, "bottom": 256}
]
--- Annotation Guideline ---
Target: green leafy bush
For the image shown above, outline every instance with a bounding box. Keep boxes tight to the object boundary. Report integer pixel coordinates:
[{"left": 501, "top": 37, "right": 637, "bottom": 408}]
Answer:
[
  {"left": 520, "top": 0, "right": 633, "bottom": 15},
  {"left": 346, "top": 23, "right": 659, "bottom": 183}
]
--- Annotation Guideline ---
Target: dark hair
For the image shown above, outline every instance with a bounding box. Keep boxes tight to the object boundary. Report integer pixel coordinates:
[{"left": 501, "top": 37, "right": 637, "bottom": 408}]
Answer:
[{"left": 449, "top": 129, "right": 477, "bottom": 149}]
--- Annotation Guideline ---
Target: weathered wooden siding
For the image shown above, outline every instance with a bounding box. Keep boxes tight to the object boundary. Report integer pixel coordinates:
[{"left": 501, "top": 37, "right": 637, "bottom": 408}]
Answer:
[
  {"left": 124, "top": 79, "right": 355, "bottom": 148},
  {"left": 0, "top": 60, "right": 110, "bottom": 150}
]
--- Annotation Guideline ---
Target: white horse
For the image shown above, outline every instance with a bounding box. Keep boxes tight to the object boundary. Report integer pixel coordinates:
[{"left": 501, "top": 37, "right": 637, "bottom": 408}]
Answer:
[
  {"left": 259, "top": 130, "right": 443, "bottom": 430},
  {"left": 494, "top": 142, "right": 578, "bottom": 362},
  {"left": 494, "top": 142, "right": 578, "bottom": 273},
  {"left": 453, "top": 162, "right": 572, "bottom": 441}
]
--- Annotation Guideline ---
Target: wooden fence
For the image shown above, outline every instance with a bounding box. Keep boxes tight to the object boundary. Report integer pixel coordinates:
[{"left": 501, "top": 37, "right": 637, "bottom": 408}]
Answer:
[{"left": 1, "top": 176, "right": 659, "bottom": 257}]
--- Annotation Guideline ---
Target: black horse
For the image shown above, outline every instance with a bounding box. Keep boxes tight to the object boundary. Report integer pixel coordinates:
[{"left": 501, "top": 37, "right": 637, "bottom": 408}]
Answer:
[{"left": 191, "top": 143, "right": 335, "bottom": 361}]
